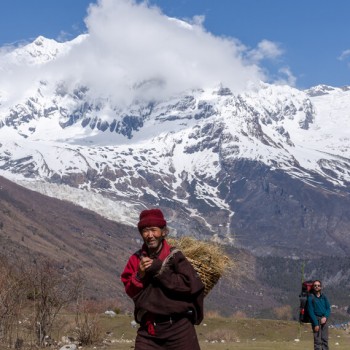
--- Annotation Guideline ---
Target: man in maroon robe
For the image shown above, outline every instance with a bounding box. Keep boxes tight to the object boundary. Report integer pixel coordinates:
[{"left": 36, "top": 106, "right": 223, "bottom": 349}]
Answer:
[{"left": 121, "top": 208, "right": 205, "bottom": 350}]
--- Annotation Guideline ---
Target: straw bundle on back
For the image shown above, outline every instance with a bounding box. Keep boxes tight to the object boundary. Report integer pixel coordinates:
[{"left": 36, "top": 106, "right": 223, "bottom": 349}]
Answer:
[{"left": 167, "top": 236, "right": 232, "bottom": 296}]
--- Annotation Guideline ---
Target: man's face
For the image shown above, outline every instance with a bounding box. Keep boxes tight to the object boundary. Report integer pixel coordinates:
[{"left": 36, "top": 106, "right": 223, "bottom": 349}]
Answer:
[
  {"left": 313, "top": 282, "right": 322, "bottom": 292},
  {"left": 140, "top": 227, "right": 166, "bottom": 250}
]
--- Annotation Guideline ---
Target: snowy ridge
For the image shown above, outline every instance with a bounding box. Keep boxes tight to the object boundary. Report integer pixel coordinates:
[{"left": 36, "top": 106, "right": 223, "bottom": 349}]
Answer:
[
  {"left": 1, "top": 81, "right": 349, "bottom": 187},
  {"left": 1, "top": 35, "right": 86, "bottom": 66}
]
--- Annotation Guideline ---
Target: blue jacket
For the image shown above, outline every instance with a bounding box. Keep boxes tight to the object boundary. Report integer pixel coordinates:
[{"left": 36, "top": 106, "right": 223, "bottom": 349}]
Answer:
[{"left": 307, "top": 293, "right": 331, "bottom": 327}]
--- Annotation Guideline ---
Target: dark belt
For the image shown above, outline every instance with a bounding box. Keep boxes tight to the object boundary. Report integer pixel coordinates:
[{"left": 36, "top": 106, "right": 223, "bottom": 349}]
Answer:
[
  {"left": 146, "top": 310, "right": 194, "bottom": 325},
  {"left": 153, "top": 314, "right": 182, "bottom": 324}
]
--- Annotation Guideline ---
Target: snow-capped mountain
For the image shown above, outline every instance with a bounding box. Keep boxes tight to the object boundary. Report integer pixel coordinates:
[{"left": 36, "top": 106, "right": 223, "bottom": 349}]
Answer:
[
  {"left": 1, "top": 36, "right": 350, "bottom": 258},
  {"left": 1, "top": 36, "right": 78, "bottom": 65}
]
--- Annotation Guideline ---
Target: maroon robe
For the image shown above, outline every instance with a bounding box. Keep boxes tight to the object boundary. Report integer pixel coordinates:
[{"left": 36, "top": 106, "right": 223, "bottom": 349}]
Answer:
[{"left": 121, "top": 239, "right": 205, "bottom": 349}]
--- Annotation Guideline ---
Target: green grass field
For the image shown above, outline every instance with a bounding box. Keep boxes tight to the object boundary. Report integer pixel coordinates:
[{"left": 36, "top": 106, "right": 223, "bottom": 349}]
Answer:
[{"left": 96, "top": 315, "right": 350, "bottom": 350}]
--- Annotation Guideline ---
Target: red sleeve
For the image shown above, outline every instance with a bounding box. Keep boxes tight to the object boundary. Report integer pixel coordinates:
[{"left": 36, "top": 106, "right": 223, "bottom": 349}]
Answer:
[{"left": 120, "top": 253, "right": 144, "bottom": 298}]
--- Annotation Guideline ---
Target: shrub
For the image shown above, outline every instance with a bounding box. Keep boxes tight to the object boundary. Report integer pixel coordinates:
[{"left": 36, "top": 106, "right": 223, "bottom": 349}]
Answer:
[
  {"left": 205, "top": 328, "right": 239, "bottom": 343},
  {"left": 74, "top": 300, "right": 103, "bottom": 345},
  {"left": 273, "top": 305, "right": 292, "bottom": 320}
]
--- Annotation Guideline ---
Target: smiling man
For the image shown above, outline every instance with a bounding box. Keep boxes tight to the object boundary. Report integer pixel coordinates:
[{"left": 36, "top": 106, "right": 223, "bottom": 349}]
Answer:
[{"left": 121, "top": 208, "right": 205, "bottom": 350}]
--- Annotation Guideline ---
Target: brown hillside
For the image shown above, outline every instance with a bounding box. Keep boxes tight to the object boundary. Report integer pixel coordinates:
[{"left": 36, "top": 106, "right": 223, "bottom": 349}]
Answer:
[{"left": 0, "top": 175, "right": 140, "bottom": 307}]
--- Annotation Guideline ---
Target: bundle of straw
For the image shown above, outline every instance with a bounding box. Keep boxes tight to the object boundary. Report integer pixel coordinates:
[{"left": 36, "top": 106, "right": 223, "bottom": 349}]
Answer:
[{"left": 167, "top": 236, "right": 232, "bottom": 296}]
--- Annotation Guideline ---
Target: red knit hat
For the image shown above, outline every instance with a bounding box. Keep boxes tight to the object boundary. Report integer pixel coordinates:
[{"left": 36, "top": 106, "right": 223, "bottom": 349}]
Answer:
[{"left": 137, "top": 209, "right": 167, "bottom": 232}]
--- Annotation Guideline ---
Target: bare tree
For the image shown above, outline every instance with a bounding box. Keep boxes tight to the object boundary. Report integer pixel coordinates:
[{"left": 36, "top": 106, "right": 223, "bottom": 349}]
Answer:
[
  {"left": 24, "top": 258, "right": 83, "bottom": 346},
  {"left": 0, "top": 257, "right": 24, "bottom": 347}
]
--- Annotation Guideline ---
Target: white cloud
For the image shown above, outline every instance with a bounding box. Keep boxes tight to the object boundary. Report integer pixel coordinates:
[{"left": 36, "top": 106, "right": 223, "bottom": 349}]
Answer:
[
  {"left": 0, "top": 0, "right": 292, "bottom": 106},
  {"left": 247, "top": 39, "right": 284, "bottom": 63},
  {"left": 338, "top": 49, "right": 350, "bottom": 61},
  {"left": 274, "top": 67, "right": 297, "bottom": 87},
  {"left": 76, "top": 0, "right": 266, "bottom": 102}
]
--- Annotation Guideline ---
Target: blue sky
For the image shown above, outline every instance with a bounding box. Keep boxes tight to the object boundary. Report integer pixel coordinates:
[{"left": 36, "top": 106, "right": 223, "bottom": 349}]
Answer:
[{"left": 1, "top": 0, "right": 349, "bottom": 90}]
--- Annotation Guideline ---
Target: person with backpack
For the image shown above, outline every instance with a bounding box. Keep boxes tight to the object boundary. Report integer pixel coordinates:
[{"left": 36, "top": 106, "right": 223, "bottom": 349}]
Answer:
[
  {"left": 307, "top": 280, "right": 331, "bottom": 350},
  {"left": 120, "top": 208, "right": 205, "bottom": 350}
]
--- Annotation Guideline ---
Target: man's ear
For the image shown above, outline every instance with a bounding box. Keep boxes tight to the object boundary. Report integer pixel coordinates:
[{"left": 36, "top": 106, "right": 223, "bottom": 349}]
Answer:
[{"left": 161, "top": 228, "right": 168, "bottom": 237}]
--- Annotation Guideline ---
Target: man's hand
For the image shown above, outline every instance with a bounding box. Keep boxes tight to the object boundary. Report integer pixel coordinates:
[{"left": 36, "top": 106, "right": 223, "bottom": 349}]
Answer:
[
  {"left": 314, "top": 325, "right": 320, "bottom": 332},
  {"left": 138, "top": 256, "right": 153, "bottom": 278},
  {"left": 320, "top": 317, "right": 327, "bottom": 324}
]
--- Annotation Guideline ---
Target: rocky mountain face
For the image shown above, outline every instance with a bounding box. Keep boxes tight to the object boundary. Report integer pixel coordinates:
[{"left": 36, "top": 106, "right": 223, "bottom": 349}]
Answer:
[{"left": 0, "top": 36, "right": 350, "bottom": 260}]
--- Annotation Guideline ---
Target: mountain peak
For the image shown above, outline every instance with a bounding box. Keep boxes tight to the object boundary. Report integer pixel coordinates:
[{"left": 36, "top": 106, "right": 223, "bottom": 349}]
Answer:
[{"left": 4, "top": 35, "right": 86, "bottom": 67}]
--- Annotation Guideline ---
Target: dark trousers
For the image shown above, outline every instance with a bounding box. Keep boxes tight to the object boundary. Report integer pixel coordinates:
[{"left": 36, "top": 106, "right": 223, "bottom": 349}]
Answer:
[
  {"left": 135, "top": 317, "right": 200, "bottom": 350},
  {"left": 313, "top": 323, "right": 329, "bottom": 350}
]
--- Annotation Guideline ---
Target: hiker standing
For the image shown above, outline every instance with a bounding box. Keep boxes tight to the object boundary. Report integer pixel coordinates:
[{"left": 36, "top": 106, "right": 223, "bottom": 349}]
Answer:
[
  {"left": 307, "top": 280, "right": 331, "bottom": 350},
  {"left": 121, "top": 208, "right": 205, "bottom": 350}
]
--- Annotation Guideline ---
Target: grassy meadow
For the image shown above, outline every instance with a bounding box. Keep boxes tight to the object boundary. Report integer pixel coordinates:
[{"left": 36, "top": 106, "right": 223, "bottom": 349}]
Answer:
[{"left": 95, "top": 314, "right": 350, "bottom": 350}]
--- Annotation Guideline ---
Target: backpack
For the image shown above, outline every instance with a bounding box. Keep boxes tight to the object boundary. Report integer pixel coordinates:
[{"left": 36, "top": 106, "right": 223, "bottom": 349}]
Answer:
[{"left": 299, "top": 280, "right": 314, "bottom": 323}]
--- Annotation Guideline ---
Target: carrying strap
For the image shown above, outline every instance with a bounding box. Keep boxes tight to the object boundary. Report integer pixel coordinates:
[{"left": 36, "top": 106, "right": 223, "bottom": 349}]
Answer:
[
  {"left": 311, "top": 293, "right": 315, "bottom": 306},
  {"left": 157, "top": 248, "right": 180, "bottom": 276}
]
